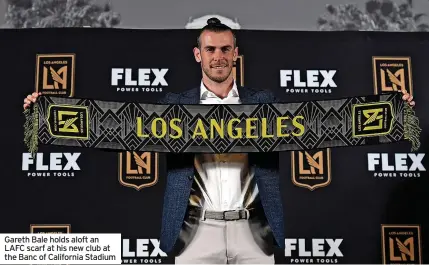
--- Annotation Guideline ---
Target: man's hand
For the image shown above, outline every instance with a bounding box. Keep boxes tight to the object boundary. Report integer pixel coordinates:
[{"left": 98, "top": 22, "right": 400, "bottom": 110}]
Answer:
[
  {"left": 401, "top": 90, "right": 415, "bottom": 107},
  {"left": 23, "top": 92, "right": 41, "bottom": 110}
]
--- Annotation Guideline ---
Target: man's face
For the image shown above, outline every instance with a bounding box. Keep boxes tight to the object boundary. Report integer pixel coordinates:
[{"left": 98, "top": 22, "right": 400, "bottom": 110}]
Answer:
[{"left": 194, "top": 30, "right": 238, "bottom": 83}]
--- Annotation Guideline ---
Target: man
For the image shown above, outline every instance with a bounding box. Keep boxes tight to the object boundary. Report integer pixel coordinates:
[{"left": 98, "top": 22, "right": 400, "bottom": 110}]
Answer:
[
  {"left": 157, "top": 18, "right": 284, "bottom": 264},
  {"left": 23, "top": 18, "right": 416, "bottom": 264}
]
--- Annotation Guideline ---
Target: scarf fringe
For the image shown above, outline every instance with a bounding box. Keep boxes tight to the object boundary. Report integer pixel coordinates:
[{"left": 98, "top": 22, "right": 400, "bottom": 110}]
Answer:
[
  {"left": 23, "top": 104, "right": 39, "bottom": 158},
  {"left": 404, "top": 103, "right": 421, "bottom": 152}
]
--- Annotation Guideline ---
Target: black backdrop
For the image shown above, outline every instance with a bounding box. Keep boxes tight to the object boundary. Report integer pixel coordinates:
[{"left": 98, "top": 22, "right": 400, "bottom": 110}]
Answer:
[{"left": 0, "top": 28, "right": 428, "bottom": 264}]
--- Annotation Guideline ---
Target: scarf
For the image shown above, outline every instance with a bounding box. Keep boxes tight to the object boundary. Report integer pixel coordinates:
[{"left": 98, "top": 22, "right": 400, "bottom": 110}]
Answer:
[{"left": 23, "top": 92, "right": 421, "bottom": 157}]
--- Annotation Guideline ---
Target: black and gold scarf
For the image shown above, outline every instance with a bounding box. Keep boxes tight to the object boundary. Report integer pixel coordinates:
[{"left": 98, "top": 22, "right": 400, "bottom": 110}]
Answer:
[{"left": 23, "top": 92, "right": 421, "bottom": 157}]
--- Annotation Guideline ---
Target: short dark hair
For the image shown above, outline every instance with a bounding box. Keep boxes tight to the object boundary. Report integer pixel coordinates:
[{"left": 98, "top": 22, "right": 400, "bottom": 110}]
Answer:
[{"left": 197, "top": 17, "right": 237, "bottom": 48}]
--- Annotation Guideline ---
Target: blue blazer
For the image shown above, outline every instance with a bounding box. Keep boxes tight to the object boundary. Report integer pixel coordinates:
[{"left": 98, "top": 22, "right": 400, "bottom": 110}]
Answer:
[{"left": 157, "top": 86, "right": 285, "bottom": 253}]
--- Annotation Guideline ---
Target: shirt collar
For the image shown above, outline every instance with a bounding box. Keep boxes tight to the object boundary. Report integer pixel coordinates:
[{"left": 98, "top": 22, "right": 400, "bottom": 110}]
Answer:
[{"left": 200, "top": 80, "right": 239, "bottom": 100}]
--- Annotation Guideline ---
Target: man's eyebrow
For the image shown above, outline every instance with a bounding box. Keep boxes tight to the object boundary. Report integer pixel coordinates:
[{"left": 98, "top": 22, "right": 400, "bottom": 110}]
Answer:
[{"left": 203, "top": 45, "right": 233, "bottom": 49}]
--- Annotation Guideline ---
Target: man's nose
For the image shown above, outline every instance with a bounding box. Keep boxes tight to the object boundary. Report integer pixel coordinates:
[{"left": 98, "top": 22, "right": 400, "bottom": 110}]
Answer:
[{"left": 213, "top": 49, "right": 224, "bottom": 59}]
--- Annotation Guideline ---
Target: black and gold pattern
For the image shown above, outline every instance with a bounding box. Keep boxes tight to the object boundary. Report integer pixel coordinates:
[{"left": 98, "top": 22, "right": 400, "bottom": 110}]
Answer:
[{"left": 23, "top": 92, "right": 420, "bottom": 155}]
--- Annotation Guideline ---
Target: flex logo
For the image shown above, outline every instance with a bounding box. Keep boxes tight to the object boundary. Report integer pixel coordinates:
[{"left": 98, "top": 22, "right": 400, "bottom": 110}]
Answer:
[
  {"left": 122, "top": 238, "right": 167, "bottom": 264},
  {"left": 111, "top": 68, "right": 168, "bottom": 93},
  {"left": 22, "top": 152, "right": 81, "bottom": 178},
  {"left": 46, "top": 104, "right": 89, "bottom": 139},
  {"left": 285, "top": 238, "right": 343, "bottom": 264},
  {"left": 280, "top": 70, "right": 337, "bottom": 94},
  {"left": 352, "top": 102, "right": 393, "bottom": 137},
  {"left": 368, "top": 153, "right": 425, "bottom": 178}
]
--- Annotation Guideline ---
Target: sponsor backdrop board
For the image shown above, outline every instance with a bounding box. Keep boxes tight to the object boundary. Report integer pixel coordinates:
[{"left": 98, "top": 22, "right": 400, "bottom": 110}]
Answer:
[{"left": 0, "top": 28, "right": 428, "bottom": 264}]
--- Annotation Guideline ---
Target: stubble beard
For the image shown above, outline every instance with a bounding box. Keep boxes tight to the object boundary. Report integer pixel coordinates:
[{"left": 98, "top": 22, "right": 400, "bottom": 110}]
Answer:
[{"left": 202, "top": 61, "right": 232, "bottom": 83}]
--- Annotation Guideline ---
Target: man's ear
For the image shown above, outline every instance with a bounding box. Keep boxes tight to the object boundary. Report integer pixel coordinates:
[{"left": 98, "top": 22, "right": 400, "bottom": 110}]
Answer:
[
  {"left": 193, "top": 47, "right": 201, "bottom": 63},
  {"left": 233, "top": 47, "right": 238, "bottom": 61}
]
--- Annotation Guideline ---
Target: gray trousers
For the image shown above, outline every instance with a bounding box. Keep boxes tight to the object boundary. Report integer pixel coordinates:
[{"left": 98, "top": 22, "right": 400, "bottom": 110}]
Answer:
[{"left": 174, "top": 212, "right": 275, "bottom": 264}]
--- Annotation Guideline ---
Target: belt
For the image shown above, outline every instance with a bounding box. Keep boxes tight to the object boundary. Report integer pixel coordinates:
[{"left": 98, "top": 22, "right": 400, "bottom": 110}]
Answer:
[{"left": 188, "top": 206, "right": 251, "bottom": 221}]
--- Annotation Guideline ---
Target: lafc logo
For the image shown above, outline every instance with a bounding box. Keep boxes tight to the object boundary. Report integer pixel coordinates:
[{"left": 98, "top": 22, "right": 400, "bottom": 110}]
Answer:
[
  {"left": 352, "top": 102, "right": 393, "bottom": 137},
  {"left": 363, "top": 108, "right": 384, "bottom": 131},
  {"left": 118, "top": 151, "right": 158, "bottom": 190},
  {"left": 35, "top": 54, "right": 75, "bottom": 97},
  {"left": 291, "top": 149, "right": 331, "bottom": 191},
  {"left": 381, "top": 225, "right": 422, "bottom": 264},
  {"left": 373, "top": 56, "right": 413, "bottom": 96},
  {"left": 30, "top": 224, "right": 71, "bottom": 234},
  {"left": 47, "top": 105, "right": 89, "bottom": 139},
  {"left": 233, "top": 55, "right": 244, "bottom": 86}
]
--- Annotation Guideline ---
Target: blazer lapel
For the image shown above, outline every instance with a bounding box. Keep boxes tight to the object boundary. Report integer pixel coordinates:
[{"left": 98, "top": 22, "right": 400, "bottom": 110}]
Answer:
[
  {"left": 237, "top": 86, "right": 256, "bottom": 104},
  {"left": 179, "top": 87, "right": 200, "bottom": 104}
]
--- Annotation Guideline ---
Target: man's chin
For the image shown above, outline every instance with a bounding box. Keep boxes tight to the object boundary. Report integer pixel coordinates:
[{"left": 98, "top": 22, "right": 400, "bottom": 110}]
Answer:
[
  {"left": 203, "top": 69, "right": 231, "bottom": 83},
  {"left": 210, "top": 76, "right": 228, "bottom": 83}
]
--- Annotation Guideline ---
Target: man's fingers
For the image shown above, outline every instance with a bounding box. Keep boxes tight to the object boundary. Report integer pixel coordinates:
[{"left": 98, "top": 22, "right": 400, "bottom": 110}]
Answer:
[
  {"left": 402, "top": 94, "right": 409, "bottom": 100},
  {"left": 26, "top": 94, "right": 36, "bottom": 102},
  {"left": 23, "top": 92, "right": 41, "bottom": 110},
  {"left": 408, "top": 95, "right": 413, "bottom": 102}
]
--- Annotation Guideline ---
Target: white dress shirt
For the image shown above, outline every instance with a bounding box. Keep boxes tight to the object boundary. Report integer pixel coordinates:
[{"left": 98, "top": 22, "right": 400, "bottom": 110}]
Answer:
[{"left": 188, "top": 80, "right": 259, "bottom": 211}]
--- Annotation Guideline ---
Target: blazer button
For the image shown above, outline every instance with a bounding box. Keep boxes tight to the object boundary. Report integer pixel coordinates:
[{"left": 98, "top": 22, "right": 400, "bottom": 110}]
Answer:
[{"left": 188, "top": 175, "right": 193, "bottom": 180}]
